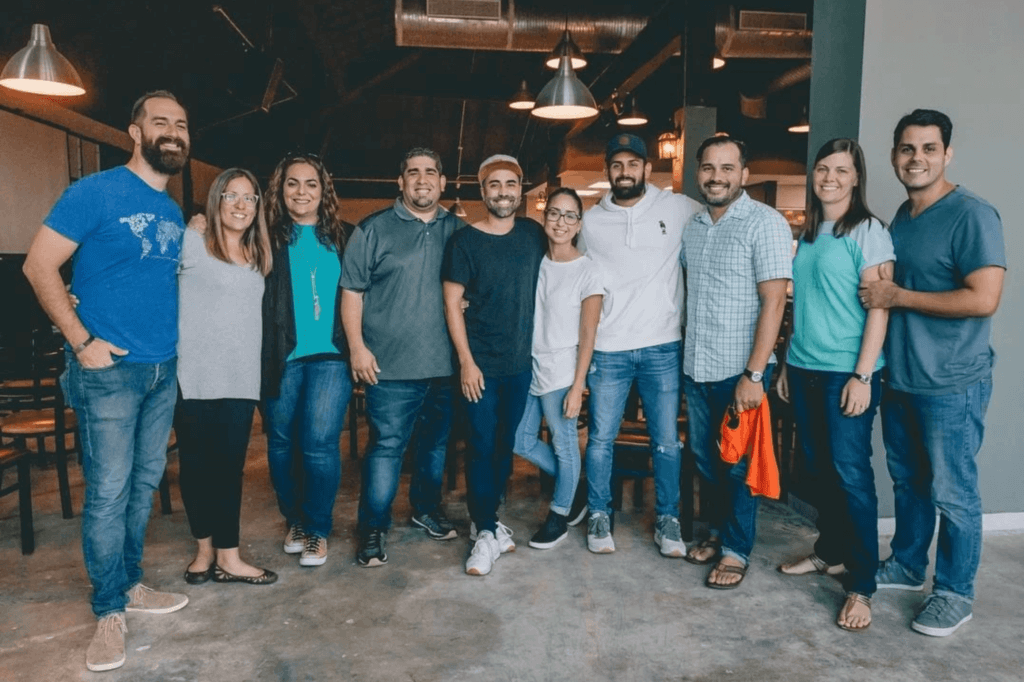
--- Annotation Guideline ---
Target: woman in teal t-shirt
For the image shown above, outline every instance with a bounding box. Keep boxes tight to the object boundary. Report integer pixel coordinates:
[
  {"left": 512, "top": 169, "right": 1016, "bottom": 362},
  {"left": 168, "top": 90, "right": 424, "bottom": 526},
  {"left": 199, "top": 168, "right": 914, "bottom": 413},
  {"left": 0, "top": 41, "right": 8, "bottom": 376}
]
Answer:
[
  {"left": 776, "top": 139, "right": 894, "bottom": 632},
  {"left": 261, "top": 153, "right": 352, "bottom": 568}
]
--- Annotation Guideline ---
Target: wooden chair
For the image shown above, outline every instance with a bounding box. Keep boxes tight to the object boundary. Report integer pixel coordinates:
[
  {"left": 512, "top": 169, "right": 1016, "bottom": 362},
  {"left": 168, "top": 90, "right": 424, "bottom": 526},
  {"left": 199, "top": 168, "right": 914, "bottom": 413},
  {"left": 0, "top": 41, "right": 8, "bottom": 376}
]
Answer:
[{"left": 0, "top": 444, "right": 34, "bottom": 554}]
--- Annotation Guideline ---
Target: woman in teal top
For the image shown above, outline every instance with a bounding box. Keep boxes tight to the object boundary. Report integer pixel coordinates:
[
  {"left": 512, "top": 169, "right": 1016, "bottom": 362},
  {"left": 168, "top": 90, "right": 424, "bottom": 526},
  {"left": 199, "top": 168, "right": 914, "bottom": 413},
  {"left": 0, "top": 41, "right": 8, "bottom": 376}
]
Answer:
[
  {"left": 776, "top": 139, "right": 894, "bottom": 631},
  {"left": 262, "top": 153, "right": 352, "bottom": 568}
]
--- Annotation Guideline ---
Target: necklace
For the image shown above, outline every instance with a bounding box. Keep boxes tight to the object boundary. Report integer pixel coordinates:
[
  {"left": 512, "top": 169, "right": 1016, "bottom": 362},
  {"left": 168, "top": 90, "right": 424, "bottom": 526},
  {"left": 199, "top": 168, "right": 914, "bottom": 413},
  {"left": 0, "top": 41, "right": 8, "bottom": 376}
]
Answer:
[{"left": 310, "top": 266, "right": 321, "bottom": 321}]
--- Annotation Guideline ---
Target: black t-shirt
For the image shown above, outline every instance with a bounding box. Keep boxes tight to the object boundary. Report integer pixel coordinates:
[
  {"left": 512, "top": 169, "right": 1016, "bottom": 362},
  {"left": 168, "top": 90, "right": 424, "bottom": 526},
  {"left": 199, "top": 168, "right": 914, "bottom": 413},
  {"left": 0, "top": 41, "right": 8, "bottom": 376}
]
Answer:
[{"left": 442, "top": 217, "right": 546, "bottom": 377}]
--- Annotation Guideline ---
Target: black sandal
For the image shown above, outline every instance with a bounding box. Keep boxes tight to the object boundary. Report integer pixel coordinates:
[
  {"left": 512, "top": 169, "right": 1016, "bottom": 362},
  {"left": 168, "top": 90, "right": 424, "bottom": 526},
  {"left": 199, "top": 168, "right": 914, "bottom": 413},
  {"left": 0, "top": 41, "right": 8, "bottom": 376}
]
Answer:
[
  {"left": 211, "top": 565, "right": 279, "bottom": 585},
  {"left": 705, "top": 560, "right": 748, "bottom": 590}
]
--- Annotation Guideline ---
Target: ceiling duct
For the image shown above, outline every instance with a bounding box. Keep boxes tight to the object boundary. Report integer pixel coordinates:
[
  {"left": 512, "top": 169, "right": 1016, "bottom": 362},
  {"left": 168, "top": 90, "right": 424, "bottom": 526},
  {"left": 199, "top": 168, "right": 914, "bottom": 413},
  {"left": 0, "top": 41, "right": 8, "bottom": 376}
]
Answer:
[
  {"left": 395, "top": 0, "right": 651, "bottom": 54},
  {"left": 739, "top": 61, "right": 811, "bottom": 119},
  {"left": 715, "top": 5, "right": 811, "bottom": 59}
]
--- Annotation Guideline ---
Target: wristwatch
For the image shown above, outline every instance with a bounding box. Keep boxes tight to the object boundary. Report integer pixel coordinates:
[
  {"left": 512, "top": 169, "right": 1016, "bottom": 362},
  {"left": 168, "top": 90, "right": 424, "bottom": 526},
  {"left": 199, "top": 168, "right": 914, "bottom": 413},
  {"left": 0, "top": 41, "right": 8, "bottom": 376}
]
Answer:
[
  {"left": 743, "top": 368, "right": 764, "bottom": 383},
  {"left": 851, "top": 372, "right": 871, "bottom": 385}
]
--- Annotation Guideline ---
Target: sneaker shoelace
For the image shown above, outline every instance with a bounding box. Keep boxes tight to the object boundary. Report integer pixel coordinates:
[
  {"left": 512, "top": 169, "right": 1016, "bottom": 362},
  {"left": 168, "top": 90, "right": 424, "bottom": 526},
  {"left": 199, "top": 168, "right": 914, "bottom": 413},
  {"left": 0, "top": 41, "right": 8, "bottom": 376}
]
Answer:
[
  {"left": 589, "top": 514, "right": 610, "bottom": 537},
  {"left": 129, "top": 583, "right": 154, "bottom": 603},
  {"left": 920, "top": 595, "right": 950, "bottom": 619},
  {"left": 303, "top": 535, "right": 323, "bottom": 554},
  {"left": 289, "top": 525, "right": 305, "bottom": 544},
  {"left": 99, "top": 614, "right": 127, "bottom": 638},
  {"left": 659, "top": 516, "right": 682, "bottom": 541},
  {"left": 365, "top": 531, "right": 383, "bottom": 551},
  {"left": 496, "top": 522, "right": 514, "bottom": 539}
]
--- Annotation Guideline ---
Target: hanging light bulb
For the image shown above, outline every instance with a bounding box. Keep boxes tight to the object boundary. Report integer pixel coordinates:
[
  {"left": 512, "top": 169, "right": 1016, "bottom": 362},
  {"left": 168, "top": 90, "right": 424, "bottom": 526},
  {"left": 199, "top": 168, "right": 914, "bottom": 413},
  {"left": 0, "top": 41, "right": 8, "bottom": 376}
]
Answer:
[
  {"left": 532, "top": 55, "right": 598, "bottom": 120},
  {"left": 545, "top": 29, "right": 587, "bottom": 70},
  {"left": 617, "top": 97, "right": 648, "bottom": 126},
  {"left": 508, "top": 80, "right": 535, "bottom": 111},
  {"left": 0, "top": 24, "right": 85, "bottom": 96},
  {"left": 712, "top": 53, "right": 726, "bottom": 70},
  {"left": 788, "top": 107, "right": 810, "bottom": 133},
  {"left": 450, "top": 197, "right": 468, "bottom": 218}
]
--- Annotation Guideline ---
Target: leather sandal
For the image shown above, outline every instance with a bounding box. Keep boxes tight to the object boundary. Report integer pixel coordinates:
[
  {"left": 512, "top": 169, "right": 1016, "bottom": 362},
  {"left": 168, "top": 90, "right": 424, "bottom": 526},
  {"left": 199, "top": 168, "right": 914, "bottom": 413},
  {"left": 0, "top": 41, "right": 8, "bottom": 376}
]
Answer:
[
  {"left": 183, "top": 565, "right": 214, "bottom": 584},
  {"left": 705, "top": 560, "right": 748, "bottom": 590},
  {"left": 684, "top": 537, "right": 722, "bottom": 565},
  {"left": 212, "top": 565, "right": 279, "bottom": 585},
  {"left": 777, "top": 553, "right": 845, "bottom": 576},
  {"left": 837, "top": 592, "right": 872, "bottom": 632}
]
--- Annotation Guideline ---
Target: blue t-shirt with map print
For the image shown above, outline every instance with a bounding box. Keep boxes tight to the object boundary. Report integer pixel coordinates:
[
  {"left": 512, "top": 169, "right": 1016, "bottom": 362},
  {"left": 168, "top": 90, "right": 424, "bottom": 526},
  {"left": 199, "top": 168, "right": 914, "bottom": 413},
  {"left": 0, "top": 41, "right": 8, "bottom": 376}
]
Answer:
[{"left": 45, "top": 166, "right": 185, "bottom": 363}]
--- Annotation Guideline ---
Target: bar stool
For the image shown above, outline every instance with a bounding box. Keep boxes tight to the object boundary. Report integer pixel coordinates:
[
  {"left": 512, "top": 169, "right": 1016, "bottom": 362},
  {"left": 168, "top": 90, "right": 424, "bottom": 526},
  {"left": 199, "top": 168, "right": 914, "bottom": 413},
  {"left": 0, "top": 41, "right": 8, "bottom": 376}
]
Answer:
[{"left": 0, "top": 444, "right": 34, "bottom": 554}]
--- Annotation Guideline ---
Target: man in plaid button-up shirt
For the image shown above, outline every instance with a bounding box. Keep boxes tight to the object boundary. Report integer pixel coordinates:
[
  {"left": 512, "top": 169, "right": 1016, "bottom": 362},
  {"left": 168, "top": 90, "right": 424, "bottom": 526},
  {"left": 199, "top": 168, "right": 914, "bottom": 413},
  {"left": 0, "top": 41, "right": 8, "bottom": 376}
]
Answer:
[{"left": 679, "top": 136, "right": 792, "bottom": 589}]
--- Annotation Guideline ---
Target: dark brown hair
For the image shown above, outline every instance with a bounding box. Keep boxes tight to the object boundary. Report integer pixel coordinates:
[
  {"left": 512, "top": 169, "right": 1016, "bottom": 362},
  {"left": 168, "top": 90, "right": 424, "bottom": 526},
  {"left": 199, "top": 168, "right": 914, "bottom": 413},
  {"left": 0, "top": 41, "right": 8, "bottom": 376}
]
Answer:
[
  {"left": 804, "top": 138, "right": 884, "bottom": 243},
  {"left": 265, "top": 154, "right": 348, "bottom": 252}
]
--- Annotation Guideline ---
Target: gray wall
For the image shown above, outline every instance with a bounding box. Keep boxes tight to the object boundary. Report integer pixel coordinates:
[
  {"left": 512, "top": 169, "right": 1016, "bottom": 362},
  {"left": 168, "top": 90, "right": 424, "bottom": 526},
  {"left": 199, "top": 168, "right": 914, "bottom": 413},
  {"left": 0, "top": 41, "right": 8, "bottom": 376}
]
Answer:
[{"left": 858, "top": 0, "right": 1024, "bottom": 514}]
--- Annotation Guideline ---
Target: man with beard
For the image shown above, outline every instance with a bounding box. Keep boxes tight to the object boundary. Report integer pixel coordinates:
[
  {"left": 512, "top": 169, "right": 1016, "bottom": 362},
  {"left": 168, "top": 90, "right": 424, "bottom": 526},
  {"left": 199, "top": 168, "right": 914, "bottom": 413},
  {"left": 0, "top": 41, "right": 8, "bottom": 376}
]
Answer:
[
  {"left": 442, "top": 154, "right": 546, "bottom": 576},
  {"left": 23, "top": 91, "right": 190, "bottom": 672},
  {"left": 577, "top": 133, "right": 700, "bottom": 556},
  {"left": 341, "top": 148, "right": 464, "bottom": 567},
  {"left": 859, "top": 110, "right": 1004, "bottom": 636},
  {"left": 679, "top": 135, "right": 791, "bottom": 589}
]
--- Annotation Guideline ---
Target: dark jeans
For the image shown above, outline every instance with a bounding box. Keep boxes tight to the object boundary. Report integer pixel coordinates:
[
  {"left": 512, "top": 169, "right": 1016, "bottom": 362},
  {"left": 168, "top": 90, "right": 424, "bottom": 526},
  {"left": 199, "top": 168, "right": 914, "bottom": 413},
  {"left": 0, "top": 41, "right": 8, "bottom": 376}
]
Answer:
[
  {"left": 176, "top": 397, "right": 257, "bottom": 549},
  {"left": 463, "top": 369, "right": 532, "bottom": 535},
  {"left": 683, "top": 365, "right": 773, "bottom": 564},
  {"left": 881, "top": 380, "right": 992, "bottom": 602},
  {"left": 62, "top": 354, "right": 178, "bottom": 618},
  {"left": 358, "top": 378, "right": 453, "bottom": 533},
  {"left": 788, "top": 366, "right": 881, "bottom": 595},
  {"left": 264, "top": 359, "right": 352, "bottom": 538}
]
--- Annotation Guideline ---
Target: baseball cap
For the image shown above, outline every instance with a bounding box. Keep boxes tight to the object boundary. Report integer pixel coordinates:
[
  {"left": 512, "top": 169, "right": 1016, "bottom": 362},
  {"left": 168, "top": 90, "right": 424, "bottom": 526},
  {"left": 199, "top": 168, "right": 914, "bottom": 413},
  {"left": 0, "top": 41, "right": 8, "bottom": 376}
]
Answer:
[
  {"left": 478, "top": 154, "right": 523, "bottom": 183},
  {"left": 605, "top": 133, "right": 647, "bottom": 161}
]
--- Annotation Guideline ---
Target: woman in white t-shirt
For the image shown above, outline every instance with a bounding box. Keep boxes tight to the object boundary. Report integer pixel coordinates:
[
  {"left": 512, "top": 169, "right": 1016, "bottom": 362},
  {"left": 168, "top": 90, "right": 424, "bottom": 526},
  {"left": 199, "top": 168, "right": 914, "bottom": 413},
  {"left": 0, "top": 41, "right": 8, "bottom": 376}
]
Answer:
[{"left": 513, "top": 188, "right": 606, "bottom": 549}]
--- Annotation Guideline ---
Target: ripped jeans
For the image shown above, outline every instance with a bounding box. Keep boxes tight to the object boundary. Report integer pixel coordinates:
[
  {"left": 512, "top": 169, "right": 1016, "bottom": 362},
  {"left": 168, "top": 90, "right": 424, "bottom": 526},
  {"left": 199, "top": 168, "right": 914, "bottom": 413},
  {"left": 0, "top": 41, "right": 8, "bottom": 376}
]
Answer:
[{"left": 584, "top": 341, "right": 682, "bottom": 517}]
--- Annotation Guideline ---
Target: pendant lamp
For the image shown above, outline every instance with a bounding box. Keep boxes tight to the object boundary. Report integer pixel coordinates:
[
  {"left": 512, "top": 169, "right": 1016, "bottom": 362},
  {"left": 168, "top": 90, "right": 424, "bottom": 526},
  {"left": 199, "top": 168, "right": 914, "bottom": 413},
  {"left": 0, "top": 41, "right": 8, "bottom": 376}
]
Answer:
[
  {"left": 0, "top": 24, "right": 85, "bottom": 96},
  {"left": 532, "top": 55, "right": 598, "bottom": 120}
]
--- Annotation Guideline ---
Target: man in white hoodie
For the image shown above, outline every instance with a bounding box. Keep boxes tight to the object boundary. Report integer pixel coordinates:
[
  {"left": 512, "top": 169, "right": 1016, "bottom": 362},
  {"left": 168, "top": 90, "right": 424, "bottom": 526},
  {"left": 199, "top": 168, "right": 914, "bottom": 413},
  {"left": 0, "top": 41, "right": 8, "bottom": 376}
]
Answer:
[{"left": 578, "top": 133, "right": 701, "bottom": 555}]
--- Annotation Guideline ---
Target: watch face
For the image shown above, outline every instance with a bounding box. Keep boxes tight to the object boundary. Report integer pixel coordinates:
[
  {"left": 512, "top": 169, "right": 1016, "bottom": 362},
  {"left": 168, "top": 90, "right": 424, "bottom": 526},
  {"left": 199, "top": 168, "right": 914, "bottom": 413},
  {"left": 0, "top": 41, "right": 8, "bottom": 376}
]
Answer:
[{"left": 748, "top": 370, "right": 763, "bottom": 382}]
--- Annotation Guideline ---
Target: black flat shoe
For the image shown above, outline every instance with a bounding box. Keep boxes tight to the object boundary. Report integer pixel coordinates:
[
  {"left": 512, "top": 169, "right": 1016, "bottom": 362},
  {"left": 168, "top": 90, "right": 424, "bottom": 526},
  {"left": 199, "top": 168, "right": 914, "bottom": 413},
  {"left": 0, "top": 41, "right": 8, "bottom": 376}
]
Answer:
[
  {"left": 212, "top": 565, "right": 278, "bottom": 585},
  {"left": 183, "top": 566, "right": 214, "bottom": 584}
]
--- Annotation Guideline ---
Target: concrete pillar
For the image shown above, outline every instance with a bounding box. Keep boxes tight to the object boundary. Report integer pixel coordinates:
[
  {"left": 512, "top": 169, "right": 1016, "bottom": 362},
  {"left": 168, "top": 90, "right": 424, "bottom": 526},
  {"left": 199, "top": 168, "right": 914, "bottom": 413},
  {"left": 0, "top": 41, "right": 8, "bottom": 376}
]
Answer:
[{"left": 675, "top": 106, "right": 716, "bottom": 199}]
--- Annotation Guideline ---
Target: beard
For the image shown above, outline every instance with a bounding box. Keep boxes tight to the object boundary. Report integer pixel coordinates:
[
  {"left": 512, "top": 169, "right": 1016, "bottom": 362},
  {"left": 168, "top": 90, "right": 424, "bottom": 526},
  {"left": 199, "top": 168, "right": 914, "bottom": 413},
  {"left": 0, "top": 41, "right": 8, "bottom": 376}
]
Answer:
[
  {"left": 141, "top": 133, "right": 189, "bottom": 175},
  {"left": 484, "top": 193, "right": 521, "bottom": 219},
  {"left": 610, "top": 173, "right": 645, "bottom": 202},
  {"left": 699, "top": 182, "right": 742, "bottom": 207},
  {"left": 407, "top": 191, "right": 437, "bottom": 209}
]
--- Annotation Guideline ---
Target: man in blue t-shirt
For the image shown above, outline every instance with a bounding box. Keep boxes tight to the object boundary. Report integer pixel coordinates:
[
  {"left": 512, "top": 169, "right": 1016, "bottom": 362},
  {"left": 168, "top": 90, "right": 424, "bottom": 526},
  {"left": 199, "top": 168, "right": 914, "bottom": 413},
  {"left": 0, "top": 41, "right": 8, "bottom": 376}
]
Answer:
[
  {"left": 23, "top": 91, "right": 191, "bottom": 671},
  {"left": 860, "top": 109, "right": 1006, "bottom": 638},
  {"left": 442, "top": 154, "right": 546, "bottom": 577}
]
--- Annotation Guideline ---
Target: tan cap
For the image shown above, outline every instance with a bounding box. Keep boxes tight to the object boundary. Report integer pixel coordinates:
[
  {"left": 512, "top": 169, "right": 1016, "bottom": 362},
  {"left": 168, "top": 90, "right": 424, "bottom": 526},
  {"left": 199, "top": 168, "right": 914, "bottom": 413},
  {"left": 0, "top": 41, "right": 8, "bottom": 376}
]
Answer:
[{"left": 478, "top": 154, "right": 523, "bottom": 184}]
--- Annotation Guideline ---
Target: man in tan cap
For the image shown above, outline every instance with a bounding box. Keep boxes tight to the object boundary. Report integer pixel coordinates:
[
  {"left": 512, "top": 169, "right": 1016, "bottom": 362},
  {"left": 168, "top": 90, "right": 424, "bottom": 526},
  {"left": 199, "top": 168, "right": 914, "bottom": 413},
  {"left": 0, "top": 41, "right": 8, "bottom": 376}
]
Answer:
[{"left": 442, "top": 154, "right": 546, "bottom": 576}]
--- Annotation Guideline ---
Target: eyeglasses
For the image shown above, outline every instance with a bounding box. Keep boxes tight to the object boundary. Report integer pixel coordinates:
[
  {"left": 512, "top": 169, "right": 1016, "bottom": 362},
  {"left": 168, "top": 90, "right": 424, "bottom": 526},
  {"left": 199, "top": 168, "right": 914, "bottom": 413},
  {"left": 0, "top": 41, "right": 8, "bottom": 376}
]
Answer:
[
  {"left": 544, "top": 208, "right": 581, "bottom": 226},
  {"left": 221, "top": 192, "right": 259, "bottom": 206}
]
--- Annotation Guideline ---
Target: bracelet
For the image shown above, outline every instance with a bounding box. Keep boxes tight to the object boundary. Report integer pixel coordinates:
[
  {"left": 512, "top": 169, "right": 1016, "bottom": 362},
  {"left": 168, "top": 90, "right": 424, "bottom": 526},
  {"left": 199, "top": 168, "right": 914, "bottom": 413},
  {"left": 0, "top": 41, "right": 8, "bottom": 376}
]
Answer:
[{"left": 73, "top": 334, "right": 96, "bottom": 354}]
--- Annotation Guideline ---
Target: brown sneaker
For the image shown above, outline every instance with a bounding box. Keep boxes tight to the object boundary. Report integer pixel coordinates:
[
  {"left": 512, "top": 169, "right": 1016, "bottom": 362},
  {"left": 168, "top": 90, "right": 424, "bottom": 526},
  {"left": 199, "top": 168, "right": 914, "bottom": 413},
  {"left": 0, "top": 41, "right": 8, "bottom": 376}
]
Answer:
[
  {"left": 85, "top": 613, "right": 127, "bottom": 672},
  {"left": 283, "top": 524, "right": 305, "bottom": 554},
  {"left": 299, "top": 534, "right": 327, "bottom": 567},
  {"left": 124, "top": 583, "right": 189, "bottom": 614}
]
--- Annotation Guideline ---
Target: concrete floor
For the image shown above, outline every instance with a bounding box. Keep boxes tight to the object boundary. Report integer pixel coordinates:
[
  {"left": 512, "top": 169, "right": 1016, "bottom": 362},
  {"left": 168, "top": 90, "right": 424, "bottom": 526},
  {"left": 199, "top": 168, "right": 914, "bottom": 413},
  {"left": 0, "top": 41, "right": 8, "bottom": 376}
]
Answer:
[{"left": 2, "top": 419, "right": 1023, "bottom": 682}]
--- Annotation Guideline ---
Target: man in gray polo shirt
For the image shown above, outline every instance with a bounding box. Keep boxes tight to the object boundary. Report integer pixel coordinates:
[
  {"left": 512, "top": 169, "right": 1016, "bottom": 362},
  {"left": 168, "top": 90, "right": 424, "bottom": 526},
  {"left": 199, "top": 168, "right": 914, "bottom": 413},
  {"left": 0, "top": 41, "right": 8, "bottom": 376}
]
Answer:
[{"left": 340, "top": 147, "right": 465, "bottom": 567}]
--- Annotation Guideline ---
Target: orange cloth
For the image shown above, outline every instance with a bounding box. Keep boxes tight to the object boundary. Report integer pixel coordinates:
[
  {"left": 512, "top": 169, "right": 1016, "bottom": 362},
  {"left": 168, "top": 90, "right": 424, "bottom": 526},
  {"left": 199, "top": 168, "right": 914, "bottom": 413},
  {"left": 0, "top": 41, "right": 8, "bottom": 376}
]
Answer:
[{"left": 718, "top": 397, "right": 780, "bottom": 499}]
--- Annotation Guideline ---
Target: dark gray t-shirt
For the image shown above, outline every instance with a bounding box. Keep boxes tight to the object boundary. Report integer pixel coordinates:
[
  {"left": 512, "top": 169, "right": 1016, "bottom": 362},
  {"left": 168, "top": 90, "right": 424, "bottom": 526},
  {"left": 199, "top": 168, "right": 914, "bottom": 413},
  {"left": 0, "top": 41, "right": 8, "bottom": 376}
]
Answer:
[
  {"left": 441, "top": 217, "right": 546, "bottom": 377},
  {"left": 885, "top": 187, "right": 1006, "bottom": 395},
  {"left": 340, "top": 199, "right": 464, "bottom": 381}
]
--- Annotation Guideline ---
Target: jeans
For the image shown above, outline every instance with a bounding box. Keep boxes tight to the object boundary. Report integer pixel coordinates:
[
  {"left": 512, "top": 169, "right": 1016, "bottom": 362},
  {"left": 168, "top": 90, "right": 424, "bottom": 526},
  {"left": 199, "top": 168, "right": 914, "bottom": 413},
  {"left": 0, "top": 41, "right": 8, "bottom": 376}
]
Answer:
[
  {"left": 683, "top": 365, "right": 773, "bottom": 564},
  {"left": 176, "top": 397, "right": 257, "bottom": 549},
  {"left": 585, "top": 341, "right": 682, "bottom": 518},
  {"left": 358, "top": 378, "right": 453, "bottom": 532},
  {"left": 264, "top": 359, "right": 352, "bottom": 538},
  {"left": 788, "top": 367, "right": 881, "bottom": 595},
  {"left": 513, "top": 386, "right": 581, "bottom": 516},
  {"left": 881, "top": 380, "right": 992, "bottom": 601},
  {"left": 63, "top": 353, "right": 178, "bottom": 618},
  {"left": 464, "top": 370, "right": 532, "bottom": 534}
]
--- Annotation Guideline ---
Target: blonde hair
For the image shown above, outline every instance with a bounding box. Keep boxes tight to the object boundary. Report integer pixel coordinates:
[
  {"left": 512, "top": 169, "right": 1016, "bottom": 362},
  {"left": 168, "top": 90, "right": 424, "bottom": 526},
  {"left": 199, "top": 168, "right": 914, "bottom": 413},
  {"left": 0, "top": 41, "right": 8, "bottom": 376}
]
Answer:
[{"left": 204, "top": 168, "right": 273, "bottom": 275}]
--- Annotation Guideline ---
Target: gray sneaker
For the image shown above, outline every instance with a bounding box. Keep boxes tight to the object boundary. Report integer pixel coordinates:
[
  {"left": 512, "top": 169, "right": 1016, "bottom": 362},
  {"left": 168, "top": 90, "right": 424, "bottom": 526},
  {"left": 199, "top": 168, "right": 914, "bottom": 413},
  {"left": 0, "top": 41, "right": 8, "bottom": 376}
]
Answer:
[
  {"left": 85, "top": 613, "right": 127, "bottom": 672},
  {"left": 875, "top": 556, "right": 925, "bottom": 591},
  {"left": 912, "top": 594, "right": 973, "bottom": 637},
  {"left": 412, "top": 508, "right": 458, "bottom": 540},
  {"left": 654, "top": 515, "right": 686, "bottom": 557},
  {"left": 587, "top": 512, "right": 615, "bottom": 554},
  {"left": 125, "top": 583, "right": 188, "bottom": 614}
]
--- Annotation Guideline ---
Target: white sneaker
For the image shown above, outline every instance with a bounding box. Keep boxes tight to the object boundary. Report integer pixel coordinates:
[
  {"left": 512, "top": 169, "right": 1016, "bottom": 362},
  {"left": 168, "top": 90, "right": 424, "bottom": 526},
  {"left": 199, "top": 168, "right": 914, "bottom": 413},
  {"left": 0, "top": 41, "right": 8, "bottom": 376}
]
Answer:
[
  {"left": 465, "top": 531, "right": 501, "bottom": 576},
  {"left": 469, "top": 521, "right": 516, "bottom": 553},
  {"left": 654, "top": 515, "right": 686, "bottom": 558},
  {"left": 587, "top": 512, "right": 615, "bottom": 554}
]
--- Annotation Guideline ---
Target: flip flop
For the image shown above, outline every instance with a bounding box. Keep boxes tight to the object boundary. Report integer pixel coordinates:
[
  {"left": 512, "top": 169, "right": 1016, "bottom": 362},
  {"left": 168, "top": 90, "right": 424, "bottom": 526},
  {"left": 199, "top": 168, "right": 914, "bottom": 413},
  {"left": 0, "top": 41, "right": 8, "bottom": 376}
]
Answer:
[
  {"left": 837, "top": 592, "right": 872, "bottom": 632},
  {"left": 705, "top": 561, "right": 747, "bottom": 590},
  {"left": 684, "top": 537, "right": 722, "bottom": 565}
]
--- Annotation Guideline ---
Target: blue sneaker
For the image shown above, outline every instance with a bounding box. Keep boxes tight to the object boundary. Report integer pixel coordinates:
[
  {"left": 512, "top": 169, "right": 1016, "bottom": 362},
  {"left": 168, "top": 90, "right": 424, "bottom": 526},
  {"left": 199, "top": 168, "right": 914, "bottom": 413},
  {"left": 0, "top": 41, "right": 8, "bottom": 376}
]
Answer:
[
  {"left": 875, "top": 557, "right": 925, "bottom": 591},
  {"left": 912, "top": 594, "right": 973, "bottom": 637}
]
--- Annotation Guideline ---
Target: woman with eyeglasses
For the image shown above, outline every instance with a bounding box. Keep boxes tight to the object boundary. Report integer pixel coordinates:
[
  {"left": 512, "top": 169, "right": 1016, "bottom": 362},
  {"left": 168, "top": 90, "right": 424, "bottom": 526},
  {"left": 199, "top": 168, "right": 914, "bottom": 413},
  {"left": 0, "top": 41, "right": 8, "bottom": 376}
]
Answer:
[
  {"left": 776, "top": 138, "right": 895, "bottom": 631},
  {"left": 177, "top": 168, "right": 277, "bottom": 585},
  {"left": 513, "top": 188, "right": 605, "bottom": 549},
  {"left": 262, "top": 153, "right": 353, "bottom": 568}
]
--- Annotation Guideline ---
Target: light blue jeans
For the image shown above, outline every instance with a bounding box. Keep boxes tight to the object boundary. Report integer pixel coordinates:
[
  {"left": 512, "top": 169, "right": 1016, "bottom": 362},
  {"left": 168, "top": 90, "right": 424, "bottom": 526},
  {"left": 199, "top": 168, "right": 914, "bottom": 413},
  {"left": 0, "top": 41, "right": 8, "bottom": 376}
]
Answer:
[
  {"left": 264, "top": 358, "right": 352, "bottom": 538},
  {"left": 881, "top": 379, "right": 992, "bottom": 602},
  {"left": 513, "top": 386, "right": 581, "bottom": 516},
  {"left": 584, "top": 341, "right": 682, "bottom": 518},
  {"left": 63, "top": 353, "right": 178, "bottom": 618}
]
